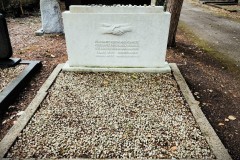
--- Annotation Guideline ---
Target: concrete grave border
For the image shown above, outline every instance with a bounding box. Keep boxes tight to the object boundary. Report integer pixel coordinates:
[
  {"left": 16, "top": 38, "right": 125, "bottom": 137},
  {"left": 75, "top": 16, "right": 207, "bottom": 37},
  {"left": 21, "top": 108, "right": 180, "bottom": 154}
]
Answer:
[
  {"left": 0, "top": 63, "right": 63, "bottom": 158},
  {"left": 0, "top": 60, "right": 42, "bottom": 115},
  {"left": 170, "top": 63, "right": 231, "bottom": 160},
  {"left": 0, "top": 63, "right": 232, "bottom": 159}
]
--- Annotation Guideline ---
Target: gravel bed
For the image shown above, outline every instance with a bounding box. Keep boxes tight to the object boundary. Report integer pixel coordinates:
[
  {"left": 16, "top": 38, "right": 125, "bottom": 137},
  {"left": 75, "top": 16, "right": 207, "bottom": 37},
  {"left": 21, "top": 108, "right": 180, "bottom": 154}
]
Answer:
[
  {"left": 0, "top": 65, "right": 26, "bottom": 93},
  {"left": 7, "top": 72, "right": 215, "bottom": 159}
]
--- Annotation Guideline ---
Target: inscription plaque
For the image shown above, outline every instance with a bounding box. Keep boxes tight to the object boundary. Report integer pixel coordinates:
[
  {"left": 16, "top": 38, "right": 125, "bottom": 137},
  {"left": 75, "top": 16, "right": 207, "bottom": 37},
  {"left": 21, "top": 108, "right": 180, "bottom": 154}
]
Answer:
[{"left": 95, "top": 40, "right": 139, "bottom": 57}]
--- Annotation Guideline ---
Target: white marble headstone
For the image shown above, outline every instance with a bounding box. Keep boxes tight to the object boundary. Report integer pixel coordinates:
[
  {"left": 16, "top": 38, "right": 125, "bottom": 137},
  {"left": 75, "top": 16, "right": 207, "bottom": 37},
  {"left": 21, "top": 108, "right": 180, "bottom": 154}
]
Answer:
[
  {"left": 63, "top": 5, "right": 171, "bottom": 72},
  {"left": 36, "top": 0, "right": 63, "bottom": 35}
]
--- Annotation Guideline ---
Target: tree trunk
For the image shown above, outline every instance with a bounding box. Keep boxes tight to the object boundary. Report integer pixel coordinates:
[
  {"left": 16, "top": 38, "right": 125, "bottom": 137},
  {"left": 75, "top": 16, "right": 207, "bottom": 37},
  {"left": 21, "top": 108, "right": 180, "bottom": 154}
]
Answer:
[
  {"left": 19, "top": 0, "right": 24, "bottom": 15},
  {"left": 167, "top": 0, "right": 184, "bottom": 47},
  {"left": 1, "top": 0, "right": 5, "bottom": 11}
]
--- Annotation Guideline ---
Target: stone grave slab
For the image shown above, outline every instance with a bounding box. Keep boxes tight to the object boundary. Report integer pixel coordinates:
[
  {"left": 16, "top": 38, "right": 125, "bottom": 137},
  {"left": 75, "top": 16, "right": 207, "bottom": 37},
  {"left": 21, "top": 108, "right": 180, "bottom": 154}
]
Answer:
[
  {"left": 62, "top": 6, "right": 171, "bottom": 72},
  {"left": 0, "top": 64, "right": 232, "bottom": 159},
  {"left": 0, "top": 14, "right": 42, "bottom": 113}
]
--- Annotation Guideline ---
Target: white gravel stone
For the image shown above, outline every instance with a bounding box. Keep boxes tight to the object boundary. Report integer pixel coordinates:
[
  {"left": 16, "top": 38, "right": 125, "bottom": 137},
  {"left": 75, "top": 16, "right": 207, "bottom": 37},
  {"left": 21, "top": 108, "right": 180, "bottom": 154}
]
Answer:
[{"left": 7, "top": 72, "right": 215, "bottom": 159}]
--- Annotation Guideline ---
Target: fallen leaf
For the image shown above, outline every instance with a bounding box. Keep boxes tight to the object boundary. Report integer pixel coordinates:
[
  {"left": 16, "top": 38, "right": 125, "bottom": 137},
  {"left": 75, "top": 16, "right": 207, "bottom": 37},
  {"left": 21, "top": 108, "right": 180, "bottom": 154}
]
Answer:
[
  {"left": 17, "top": 111, "right": 25, "bottom": 116},
  {"left": 146, "top": 134, "right": 152, "bottom": 138},
  {"left": 10, "top": 115, "right": 16, "bottom": 120},
  {"left": 224, "top": 118, "right": 229, "bottom": 122},
  {"left": 2, "top": 120, "right": 7, "bottom": 125},
  {"left": 218, "top": 123, "right": 224, "bottom": 126},
  {"left": 103, "top": 80, "right": 108, "bottom": 85},
  {"left": 170, "top": 146, "right": 178, "bottom": 151},
  {"left": 131, "top": 75, "right": 138, "bottom": 79},
  {"left": 194, "top": 92, "right": 199, "bottom": 95},
  {"left": 208, "top": 89, "right": 213, "bottom": 93},
  {"left": 228, "top": 115, "right": 236, "bottom": 121},
  {"left": 100, "top": 80, "right": 109, "bottom": 87},
  {"left": 9, "top": 106, "right": 15, "bottom": 109}
]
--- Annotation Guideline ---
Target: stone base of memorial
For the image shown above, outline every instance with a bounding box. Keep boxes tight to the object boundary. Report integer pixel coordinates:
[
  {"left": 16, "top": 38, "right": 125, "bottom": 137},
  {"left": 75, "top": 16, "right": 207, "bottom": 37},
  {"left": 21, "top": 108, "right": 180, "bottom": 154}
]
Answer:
[
  {"left": 62, "top": 5, "right": 171, "bottom": 73},
  {"left": 62, "top": 61, "right": 171, "bottom": 73}
]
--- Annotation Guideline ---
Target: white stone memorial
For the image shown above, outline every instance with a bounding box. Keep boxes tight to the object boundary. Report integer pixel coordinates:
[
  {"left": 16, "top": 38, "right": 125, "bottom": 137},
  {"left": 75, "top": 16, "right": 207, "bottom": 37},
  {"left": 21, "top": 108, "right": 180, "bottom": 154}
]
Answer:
[
  {"left": 36, "top": 0, "right": 64, "bottom": 35},
  {"left": 62, "top": 5, "right": 171, "bottom": 72}
]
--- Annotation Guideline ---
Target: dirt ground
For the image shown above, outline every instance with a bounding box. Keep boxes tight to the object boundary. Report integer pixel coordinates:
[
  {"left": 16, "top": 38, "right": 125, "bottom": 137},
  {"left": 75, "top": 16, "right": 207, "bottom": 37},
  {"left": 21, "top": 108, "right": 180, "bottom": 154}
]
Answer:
[
  {"left": 0, "top": 6, "right": 240, "bottom": 160},
  {"left": 168, "top": 31, "right": 240, "bottom": 160}
]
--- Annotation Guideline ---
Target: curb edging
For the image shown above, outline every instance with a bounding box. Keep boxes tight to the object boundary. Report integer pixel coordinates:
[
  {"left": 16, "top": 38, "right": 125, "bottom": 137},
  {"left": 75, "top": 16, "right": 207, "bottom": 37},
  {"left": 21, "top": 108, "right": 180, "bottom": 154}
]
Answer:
[
  {"left": 0, "top": 64, "right": 64, "bottom": 158},
  {"left": 0, "top": 60, "right": 42, "bottom": 114},
  {"left": 170, "top": 63, "right": 232, "bottom": 160}
]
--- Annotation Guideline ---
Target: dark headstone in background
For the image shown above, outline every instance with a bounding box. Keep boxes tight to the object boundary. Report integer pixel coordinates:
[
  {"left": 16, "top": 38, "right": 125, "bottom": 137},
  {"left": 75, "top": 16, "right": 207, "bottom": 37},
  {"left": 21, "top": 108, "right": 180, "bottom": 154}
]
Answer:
[
  {"left": 0, "top": 13, "right": 13, "bottom": 60},
  {"left": 65, "top": 0, "right": 151, "bottom": 10}
]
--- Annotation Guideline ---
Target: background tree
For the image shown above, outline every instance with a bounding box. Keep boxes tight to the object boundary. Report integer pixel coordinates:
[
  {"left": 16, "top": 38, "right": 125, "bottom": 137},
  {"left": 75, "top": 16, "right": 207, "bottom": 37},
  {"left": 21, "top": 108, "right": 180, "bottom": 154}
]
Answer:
[
  {"left": 156, "top": 0, "right": 184, "bottom": 47},
  {"left": 167, "top": 0, "right": 184, "bottom": 47}
]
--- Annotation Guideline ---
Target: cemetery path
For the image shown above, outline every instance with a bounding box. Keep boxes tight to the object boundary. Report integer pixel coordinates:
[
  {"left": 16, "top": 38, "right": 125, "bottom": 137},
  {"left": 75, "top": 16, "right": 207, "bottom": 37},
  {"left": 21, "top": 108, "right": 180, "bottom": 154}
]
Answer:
[{"left": 180, "top": 1, "right": 240, "bottom": 67}]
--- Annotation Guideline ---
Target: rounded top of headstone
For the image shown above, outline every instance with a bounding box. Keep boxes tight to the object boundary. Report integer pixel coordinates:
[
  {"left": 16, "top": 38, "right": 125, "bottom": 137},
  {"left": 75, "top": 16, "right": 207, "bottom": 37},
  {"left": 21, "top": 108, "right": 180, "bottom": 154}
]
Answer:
[{"left": 69, "top": 5, "right": 164, "bottom": 13}]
